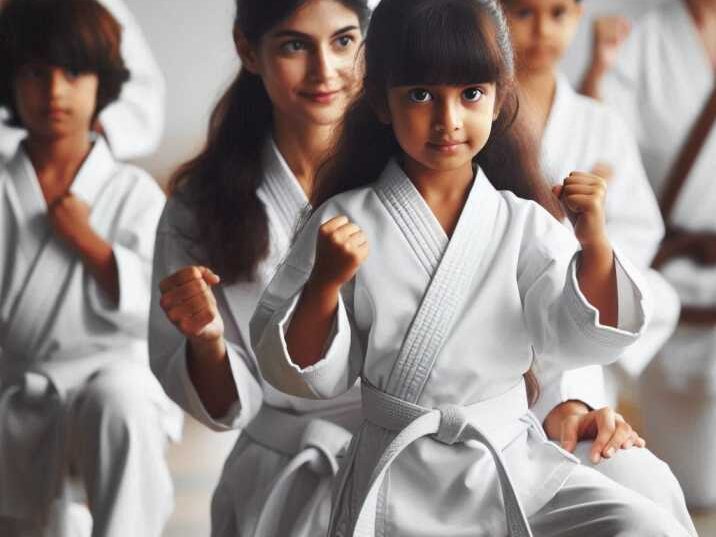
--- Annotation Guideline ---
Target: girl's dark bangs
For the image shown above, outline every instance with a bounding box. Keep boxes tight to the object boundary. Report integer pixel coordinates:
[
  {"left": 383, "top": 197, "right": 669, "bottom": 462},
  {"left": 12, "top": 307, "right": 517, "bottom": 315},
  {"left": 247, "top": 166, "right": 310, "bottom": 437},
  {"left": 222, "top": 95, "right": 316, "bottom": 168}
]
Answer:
[{"left": 387, "top": 3, "right": 504, "bottom": 87}]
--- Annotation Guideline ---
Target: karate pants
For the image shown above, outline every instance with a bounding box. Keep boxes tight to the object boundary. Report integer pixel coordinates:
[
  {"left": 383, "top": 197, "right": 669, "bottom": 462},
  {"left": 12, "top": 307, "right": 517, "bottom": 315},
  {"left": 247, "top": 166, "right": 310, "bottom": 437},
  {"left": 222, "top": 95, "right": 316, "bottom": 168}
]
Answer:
[
  {"left": 529, "top": 464, "right": 692, "bottom": 536},
  {"left": 574, "top": 442, "right": 697, "bottom": 536},
  {"left": 0, "top": 362, "right": 175, "bottom": 537}
]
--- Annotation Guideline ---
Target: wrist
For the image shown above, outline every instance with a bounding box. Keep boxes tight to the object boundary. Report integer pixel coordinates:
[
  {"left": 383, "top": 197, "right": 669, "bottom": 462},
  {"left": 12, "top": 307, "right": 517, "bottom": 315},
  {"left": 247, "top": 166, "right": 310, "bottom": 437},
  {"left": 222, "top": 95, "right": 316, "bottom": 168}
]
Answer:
[
  {"left": 580, "top": 239, "right": 613, "bottom": 264},
  {"left": 188, "top": 336, "right": 226, "bottom": 364}
]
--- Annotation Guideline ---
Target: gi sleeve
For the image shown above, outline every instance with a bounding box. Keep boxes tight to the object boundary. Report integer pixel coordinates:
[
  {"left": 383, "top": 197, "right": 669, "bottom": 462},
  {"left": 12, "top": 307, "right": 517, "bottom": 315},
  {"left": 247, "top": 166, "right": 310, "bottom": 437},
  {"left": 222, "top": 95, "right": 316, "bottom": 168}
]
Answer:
[
  {"left": 148, "top": 199, "right": 263, "bottom": 431},
  {"left": 518, "top": 202, "right": 649, "bottom": 370},
  {"left": 96, "top": 0, "right": 165, "bottom": 159},
  {"left": 250, "top": 205, "right": 363, "bottom": 400}
]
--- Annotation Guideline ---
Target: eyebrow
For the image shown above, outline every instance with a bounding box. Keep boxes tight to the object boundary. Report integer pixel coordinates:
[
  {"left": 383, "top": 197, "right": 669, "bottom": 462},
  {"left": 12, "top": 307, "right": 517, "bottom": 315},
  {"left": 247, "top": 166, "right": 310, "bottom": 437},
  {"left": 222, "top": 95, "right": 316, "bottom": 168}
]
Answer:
[{"left": 270, "top": 25, "right": 360, "bottom": 40}]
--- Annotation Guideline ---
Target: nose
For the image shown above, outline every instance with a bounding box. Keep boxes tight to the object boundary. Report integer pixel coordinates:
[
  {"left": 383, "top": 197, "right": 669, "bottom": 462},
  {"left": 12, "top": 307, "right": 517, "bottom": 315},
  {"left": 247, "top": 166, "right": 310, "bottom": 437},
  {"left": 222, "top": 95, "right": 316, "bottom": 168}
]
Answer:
[
  {"left": 310, "top": 45, "right": 338, "bottom": 83},
  {"left": 433, "top": 98, "right": 462, "bottom": 133},
  {"left": 47, "top": 68, "right": 70, "bottom": 99},
  {"left": 534, "top": 13, "right": 552, "bottom": 38}
]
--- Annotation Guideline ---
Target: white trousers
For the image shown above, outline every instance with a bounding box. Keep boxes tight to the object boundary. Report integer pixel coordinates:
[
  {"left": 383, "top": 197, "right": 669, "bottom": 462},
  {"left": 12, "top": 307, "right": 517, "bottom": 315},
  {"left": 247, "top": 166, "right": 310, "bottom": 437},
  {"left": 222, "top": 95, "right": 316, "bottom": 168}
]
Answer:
[
  {"left": 529, "top": 464, "right": 692, "bottom": 536},
  {"left": 574, "top": 442, "right": 697, "bottom": 536},
  {"left": 0, "top": 363, "right": 176, "bottom": 537}
]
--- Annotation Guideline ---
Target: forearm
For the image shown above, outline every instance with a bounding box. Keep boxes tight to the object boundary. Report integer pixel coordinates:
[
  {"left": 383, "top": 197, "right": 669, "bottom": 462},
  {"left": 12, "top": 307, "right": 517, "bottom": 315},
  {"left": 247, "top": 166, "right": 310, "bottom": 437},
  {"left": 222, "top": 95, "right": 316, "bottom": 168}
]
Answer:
[
  {"left": 579, "top": 64, "right": 606, "bottom": 100},
  {"left": 186, "top": 337, "right": 238, "bottom": 419},
  {"left": 578, "top": 243, "right": 618, "bottom": 327},
  {"left": 286, "top": 278, "right": 341, "bottom": 369},
  {"left": 74, "top": 231, "right": 120, "bottom": 305}
]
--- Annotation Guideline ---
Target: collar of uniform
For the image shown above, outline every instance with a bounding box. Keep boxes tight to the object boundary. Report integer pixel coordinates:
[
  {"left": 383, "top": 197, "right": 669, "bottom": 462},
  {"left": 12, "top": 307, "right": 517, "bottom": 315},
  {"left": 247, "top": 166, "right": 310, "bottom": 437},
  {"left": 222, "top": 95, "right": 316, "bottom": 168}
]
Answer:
[
  {"left": 260, "top": 137, "right": 310, "bottom": 238},
  {"left": 69, "top": 135, "right": 117, "bottom": 207}
]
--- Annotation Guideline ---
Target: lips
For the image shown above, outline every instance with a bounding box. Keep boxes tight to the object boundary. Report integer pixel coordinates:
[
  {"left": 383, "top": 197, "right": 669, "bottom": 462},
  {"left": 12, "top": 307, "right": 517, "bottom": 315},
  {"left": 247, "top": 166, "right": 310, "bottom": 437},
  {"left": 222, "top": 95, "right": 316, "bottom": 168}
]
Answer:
[
  {"left": 427, "top": 140, "right": 467, "bottom": 152},
  {"left": 299, "top": 89, "right": 342, "bottom": 104}
]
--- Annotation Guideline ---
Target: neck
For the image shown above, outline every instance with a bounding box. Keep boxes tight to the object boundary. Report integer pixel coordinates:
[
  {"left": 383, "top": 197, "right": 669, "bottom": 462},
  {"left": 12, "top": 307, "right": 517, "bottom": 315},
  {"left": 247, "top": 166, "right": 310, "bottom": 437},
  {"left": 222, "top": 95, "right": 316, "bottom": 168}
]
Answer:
[
  {"left": 404, "top": 158, "right": 474, "bottom": 201},
  {"left": 25, "top": 131, "right": 92, "bottom": 187},
  {"left": 516, "top": 67, "right": 558, "bottom": 139},
  {"left": 272, "top": 113, "right": 335, "bottom": 198},
  {"left": 686, "top": 0, "right": 716, "bottom": 68}
]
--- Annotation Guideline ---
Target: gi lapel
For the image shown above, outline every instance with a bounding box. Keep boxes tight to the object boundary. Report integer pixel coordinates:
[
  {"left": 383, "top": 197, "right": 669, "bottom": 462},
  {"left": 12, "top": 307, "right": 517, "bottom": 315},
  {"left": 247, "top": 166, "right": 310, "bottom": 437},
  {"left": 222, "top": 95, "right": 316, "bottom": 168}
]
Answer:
[
  {"left": 221, "top": 139, "right": 309, "bottom": 378},
  {"left": 376, "top": 161, "right": 500, "bottom": 403},
  {"left": 2, "top": 140, "right": 119, "bottom": 362}
]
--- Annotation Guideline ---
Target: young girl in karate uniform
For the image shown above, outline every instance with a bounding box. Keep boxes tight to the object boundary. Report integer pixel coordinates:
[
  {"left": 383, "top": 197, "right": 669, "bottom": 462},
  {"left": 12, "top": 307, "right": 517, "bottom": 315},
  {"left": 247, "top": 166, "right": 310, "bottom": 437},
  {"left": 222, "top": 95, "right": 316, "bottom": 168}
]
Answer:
[
  {"left": 149, "top": 1, "right": 371, "bottom": 535},
  {"left": 251, "top": 0, "right": 691, "bottom": 535}
]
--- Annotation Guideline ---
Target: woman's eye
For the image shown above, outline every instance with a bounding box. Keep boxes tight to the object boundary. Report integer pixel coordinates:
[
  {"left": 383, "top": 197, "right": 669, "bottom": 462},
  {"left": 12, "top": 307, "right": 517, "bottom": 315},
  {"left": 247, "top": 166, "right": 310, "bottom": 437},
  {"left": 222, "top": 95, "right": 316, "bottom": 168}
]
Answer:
[
  {"left": 408, "top": 89, "right": 432, "bottom": 103},
  {"left": 335, "top": 35, "right": 354, "bottom": 48},
  {"left": 515, "top": 8, "right": 532, "bottom": 20},
  {"left": 552, "top": 6, "right": 566, "bottom": 19},
  {"left": 463, "top": 87, "right": 484, "bottom": 102},
  {"left": 65, "top": 69, "right": 81, "bottom": 80},
  {"left": 281, "top": 40, "right": 306, "bottom": 53}
]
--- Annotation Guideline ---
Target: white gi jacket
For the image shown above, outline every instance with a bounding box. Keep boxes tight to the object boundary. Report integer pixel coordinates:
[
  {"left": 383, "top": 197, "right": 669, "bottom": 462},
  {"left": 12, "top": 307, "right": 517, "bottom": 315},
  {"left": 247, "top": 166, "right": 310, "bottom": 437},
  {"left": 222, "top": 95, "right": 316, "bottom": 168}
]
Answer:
[
  {"left": 0, "top": 138, "right": 180, "bottom": 519},
  {"left": 251, "top": 159, "right": 650, "bottom": 536},
  {"left": 149, "top": 138, "right": 363, "bottom": 537}
]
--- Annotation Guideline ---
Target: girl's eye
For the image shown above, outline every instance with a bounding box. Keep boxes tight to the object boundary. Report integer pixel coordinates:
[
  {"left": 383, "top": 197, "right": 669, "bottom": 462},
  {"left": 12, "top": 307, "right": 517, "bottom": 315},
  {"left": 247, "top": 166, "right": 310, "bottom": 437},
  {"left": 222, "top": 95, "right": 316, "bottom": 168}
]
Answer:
[
  {"left": 335, "top": 34, "right": 354, "bottom": 49},
  {"left": 552, "top": 6, "right": 566, "bottom": 19},
  {"left": 64, "top": 68, "right": 81, "bottom": 80},
  {"left": 408, "top": 89, "right": 432, "bottom": 103},
  {"left": 515, "top": 8, "right": 533, "bottom": 20},
  {"left": 281, "top": 40, "right": 307, "bottom": 53},
  {"left": 462, "top": 87, "right": 484, "bottom": 102}
]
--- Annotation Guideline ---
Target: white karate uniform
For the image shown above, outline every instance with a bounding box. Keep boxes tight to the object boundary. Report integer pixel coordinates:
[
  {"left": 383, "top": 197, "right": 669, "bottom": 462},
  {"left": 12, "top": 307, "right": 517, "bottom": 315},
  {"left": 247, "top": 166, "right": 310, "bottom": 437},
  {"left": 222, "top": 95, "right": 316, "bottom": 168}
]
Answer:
[
  {"left": 530, "top": 73, "right": 694, "bottom": 534},
  {"left": 602, "top": 0, "right": 716, "bottom": 507},
  {"left": 149, "top": 138, "right": 363, "bottom": 537},
  {"left": 252, "top": 159, "right": 689, "bottom": 536},
  {"left": 0, "top": 0, "right": 165, "bottom": 162},
  {"left": 0, "top": 138, "right": 181, "bottom": 537}
]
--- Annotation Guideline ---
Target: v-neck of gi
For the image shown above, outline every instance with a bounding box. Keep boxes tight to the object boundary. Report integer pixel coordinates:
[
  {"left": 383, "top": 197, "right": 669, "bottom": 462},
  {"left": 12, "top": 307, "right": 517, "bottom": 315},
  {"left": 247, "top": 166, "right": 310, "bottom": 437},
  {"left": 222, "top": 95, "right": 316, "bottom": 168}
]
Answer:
[
  {"left": 374, "top": 158, "right": 495, "bottom": 277},
  {"left": 260, "top": 137, "right": 311, "bottom": 240}
]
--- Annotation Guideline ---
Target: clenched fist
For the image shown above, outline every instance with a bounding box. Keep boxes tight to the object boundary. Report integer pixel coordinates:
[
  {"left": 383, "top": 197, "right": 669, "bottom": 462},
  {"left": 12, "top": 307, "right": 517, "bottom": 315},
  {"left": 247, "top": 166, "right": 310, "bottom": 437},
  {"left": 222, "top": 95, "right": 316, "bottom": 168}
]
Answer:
[
  {"left": 49, "top": 193, "right": 94, "bottom": 250},
  {"left": 310, "top": 215, "right": 369, "bottom": 290},
  {"left": 159, "top": 266, "right": 224, "bottom": 343},
  {"left": 553, "top": 172, "right": 609, "bottom": 250},
  {"left": 591, "top": 16, "right": 631, "bottom": 74}
]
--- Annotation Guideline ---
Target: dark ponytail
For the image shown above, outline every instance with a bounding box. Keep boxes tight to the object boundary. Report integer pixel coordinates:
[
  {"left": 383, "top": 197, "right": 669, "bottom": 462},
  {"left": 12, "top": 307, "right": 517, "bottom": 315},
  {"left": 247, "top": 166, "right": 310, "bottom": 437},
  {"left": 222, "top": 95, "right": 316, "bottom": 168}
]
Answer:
[{"left": 170, "top": 0, "right": 370, "bottom": 284}]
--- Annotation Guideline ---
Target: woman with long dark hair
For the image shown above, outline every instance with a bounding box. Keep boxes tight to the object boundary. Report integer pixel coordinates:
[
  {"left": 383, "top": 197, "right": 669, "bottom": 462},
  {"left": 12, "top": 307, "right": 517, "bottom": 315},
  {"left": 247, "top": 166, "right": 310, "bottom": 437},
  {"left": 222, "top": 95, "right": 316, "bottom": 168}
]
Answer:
[{"left": 148, "top": 1, "right": 370, "bottom": 535}]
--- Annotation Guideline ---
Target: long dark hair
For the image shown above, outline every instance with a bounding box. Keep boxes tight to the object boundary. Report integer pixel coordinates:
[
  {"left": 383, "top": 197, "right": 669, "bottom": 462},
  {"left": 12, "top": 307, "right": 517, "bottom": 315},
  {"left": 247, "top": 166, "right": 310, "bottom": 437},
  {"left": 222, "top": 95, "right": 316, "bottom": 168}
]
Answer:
[
  {"left": 169, "top": 0, "right": 370, "bottom": 284},
  {"left": 313, "top": 0, "right": 560, "bottom": 405}
]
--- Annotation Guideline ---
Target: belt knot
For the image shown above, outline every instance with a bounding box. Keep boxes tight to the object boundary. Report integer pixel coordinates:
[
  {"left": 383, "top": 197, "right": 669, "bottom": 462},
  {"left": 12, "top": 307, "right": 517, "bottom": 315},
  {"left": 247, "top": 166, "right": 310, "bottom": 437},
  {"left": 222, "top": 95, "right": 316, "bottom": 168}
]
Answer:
[{"left": 434, "top": 404, "right": 469, "bottom": 445}]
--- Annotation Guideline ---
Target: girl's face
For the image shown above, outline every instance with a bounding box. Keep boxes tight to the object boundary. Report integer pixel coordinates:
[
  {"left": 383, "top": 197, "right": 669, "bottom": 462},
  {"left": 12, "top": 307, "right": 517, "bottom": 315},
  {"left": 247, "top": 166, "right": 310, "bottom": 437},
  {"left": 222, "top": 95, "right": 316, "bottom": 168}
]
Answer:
[
  {"left": 384, "top": 83, "right": 498, "bottom": 174},
  {"left": 242, "top": 0, "right": 363, "bottom": 128},
  {"left": 14, "top": 63, "right": 98, "bottom": 140},
  {"left": 503, "top": 0, "right": 583, "bottom": 74}
]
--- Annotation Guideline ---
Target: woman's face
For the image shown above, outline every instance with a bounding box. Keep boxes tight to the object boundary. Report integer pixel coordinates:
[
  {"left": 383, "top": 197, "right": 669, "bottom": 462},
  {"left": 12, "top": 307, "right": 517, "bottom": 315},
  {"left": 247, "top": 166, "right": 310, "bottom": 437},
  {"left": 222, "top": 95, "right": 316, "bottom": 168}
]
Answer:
[{"left": 242, "top": 0, "right": 363, "bottom": 128}]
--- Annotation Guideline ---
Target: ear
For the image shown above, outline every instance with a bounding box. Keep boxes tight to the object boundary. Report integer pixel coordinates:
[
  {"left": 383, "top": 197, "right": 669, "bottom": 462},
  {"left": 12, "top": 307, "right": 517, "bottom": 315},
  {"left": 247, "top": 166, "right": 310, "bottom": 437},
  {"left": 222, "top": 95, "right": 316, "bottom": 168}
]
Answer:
[{"left": 234, "top": 28, "right": 260, "bottom": 74}]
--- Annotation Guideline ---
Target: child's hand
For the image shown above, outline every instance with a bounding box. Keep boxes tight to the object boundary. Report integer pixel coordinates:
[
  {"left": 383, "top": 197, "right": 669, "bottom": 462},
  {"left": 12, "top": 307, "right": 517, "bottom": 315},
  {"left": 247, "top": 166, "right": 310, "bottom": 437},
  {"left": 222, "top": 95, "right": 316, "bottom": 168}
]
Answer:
[
  {"left": 159, "top": 266, "right": 224, "bottom": 343},
  {"left": 553, "top": 172, "right": 610, "bottom": 251},
  {"left": 590, "top": 162, "right": 614, "bottom": 183},
  {"left": 591, "top": 16, "right": 631, "bottom": 74},
  {"left": 543, "top": 400, "right": 645, "bottom": 464},
  {"left": 310, "top": 215, "right": 369, "bottom": 290},
  {"left": 49, "top": 193, "right": 94, "bottom": 249}
]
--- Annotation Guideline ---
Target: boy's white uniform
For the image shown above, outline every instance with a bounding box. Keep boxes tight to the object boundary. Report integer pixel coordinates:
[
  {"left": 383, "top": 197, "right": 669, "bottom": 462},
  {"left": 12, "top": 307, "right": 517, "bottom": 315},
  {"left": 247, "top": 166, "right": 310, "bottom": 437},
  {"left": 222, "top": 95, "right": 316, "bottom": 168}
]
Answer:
[
  {"left": 0, "top": 138, "right": 180, "bottom": 537},
  {"left": 149, "top": 139, "right": 363, "bottom": 537},
  {"left": 601, "top": 0, "right": 716, "bottom": 507},
  {"left": 530, "top": 72, "right": 694, "bottom": 534},
  {"left": 252, "top": 161, "right": 689, "bottom": 536},
  {"left": 0, "top": 0, "right": 165, "bottom": 162}
]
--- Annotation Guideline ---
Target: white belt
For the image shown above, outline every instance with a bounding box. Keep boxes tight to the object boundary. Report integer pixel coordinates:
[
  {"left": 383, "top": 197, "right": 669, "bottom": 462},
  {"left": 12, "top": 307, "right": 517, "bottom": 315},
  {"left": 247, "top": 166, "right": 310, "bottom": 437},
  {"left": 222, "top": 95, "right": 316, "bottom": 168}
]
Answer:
[
  {"left": 244, "top": 405, "right": 353, "bottom": 537},
  {"left": 354, "top": 380, "right": 533, "bottom": 537}
]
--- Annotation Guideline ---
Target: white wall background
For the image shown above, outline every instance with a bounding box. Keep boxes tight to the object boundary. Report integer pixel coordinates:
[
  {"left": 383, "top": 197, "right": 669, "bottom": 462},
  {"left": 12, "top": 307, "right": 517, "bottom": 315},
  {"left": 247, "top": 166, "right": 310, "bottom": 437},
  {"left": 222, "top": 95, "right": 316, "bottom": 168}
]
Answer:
[
  {"left": 123, "top": 0, "right": 672, "bottom": 184},
  {"left": 123, "top": 0, "right": 238, "bottom": 183}
]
